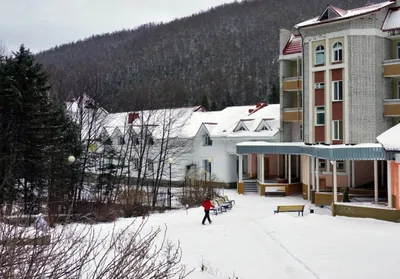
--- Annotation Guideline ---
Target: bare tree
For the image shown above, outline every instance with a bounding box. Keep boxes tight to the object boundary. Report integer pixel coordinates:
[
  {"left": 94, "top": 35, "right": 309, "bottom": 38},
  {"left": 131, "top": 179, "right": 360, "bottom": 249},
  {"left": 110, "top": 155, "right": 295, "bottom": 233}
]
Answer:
[{"left": 0, "top": 216, "right": 192, "bottom": 278}]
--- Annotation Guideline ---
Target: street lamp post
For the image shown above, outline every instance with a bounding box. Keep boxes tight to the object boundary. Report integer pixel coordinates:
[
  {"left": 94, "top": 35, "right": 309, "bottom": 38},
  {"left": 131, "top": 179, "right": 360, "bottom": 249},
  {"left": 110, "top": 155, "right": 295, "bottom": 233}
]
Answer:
[
  {"left": 207, "top": 157, "right": 212, "bottom": 182},
  {"left": 168, "top": 158, "right": 174, "bottom": 210}
]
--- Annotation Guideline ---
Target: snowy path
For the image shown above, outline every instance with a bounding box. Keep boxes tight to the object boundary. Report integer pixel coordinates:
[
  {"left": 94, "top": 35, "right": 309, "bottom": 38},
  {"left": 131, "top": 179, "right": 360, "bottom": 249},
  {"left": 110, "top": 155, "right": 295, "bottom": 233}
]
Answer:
[{"left": 99, "top": 190, "right": 400, "bottom": 279}]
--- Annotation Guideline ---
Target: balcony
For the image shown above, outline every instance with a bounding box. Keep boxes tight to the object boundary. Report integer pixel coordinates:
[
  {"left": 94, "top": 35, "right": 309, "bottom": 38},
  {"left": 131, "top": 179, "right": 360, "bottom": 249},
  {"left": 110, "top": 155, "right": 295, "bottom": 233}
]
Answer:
[
  {"left": 283, "top": 108, "right": 302, "bottom": 122},
  {"left": 383, "top": 59, "right": 400, "bottom": 77},
  {"left": 384, "top": 99, "right": 400, "bottom": 117},
  {"left": 283, "top": 77, "right": 302, "bottom": 91}
]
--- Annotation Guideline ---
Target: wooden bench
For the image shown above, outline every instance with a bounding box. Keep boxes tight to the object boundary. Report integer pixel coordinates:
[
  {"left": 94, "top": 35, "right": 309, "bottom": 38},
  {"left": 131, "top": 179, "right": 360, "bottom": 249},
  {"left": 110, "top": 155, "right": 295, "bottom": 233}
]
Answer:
[
  {"left": 274, "top": 205, "right": 305, "bottom": 216},
  {"left": 265, "top": 186, "right": 286, "bottom": 197}
]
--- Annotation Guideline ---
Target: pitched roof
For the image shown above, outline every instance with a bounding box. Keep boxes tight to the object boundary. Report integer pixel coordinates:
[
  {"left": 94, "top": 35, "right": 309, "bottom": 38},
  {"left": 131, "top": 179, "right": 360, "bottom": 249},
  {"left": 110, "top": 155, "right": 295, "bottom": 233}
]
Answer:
[
  {"left": 376, "top": 123, "right": 400, "bottom": 151},
  {"left": 295, "top": 1, "right": 394, "bottom": 29},
  {"left": 382, "top": 7, "right": 400, "bottom": 31},
  {"left": 282, "top": 35, "right": 302, "bottom": 55}
]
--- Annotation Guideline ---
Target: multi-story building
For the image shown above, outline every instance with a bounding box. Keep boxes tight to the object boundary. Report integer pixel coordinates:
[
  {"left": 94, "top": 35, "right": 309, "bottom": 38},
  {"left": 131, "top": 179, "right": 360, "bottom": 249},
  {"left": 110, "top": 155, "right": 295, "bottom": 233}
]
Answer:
[{"left": 237, "top": 1, "right": 400, "bottom": 218}]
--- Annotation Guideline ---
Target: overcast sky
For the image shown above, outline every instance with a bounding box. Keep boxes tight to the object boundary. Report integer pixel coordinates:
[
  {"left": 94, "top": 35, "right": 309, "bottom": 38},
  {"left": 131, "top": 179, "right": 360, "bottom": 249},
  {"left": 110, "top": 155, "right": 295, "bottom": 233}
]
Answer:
[{"left": 1, "top": 0, "right": 238, "bottom": 53}]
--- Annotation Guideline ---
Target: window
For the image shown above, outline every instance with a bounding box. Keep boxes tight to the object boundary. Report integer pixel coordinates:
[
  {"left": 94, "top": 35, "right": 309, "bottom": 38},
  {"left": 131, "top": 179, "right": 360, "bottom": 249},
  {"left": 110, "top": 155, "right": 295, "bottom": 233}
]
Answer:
[
  {"left": 256, "top": 121, "right": 271, "bottom": 132},
  {"left": 234, "top": 122, "right": 248, "bottom": 132},
  {"left": 315, "top": 45, "right": 325, "bottom": 65},
  {"left": 337, "top": 161, "right": 345, "bottom": 171},
  {"left": 133, "top": 158, "right": 139, "bottom": 170},
  {"left": 397, "top": 42, "right": 400, "bottom": 59},
  {"left": 332, "top": 81, "right": 343, "bottom": 101},
  {"left": 332, "top": 120, "right": 343, "bottom": 140},
  {"left": 318, "top": 159, "right": 326, "bottom": 170},
  {"left": 315, "top": 82, "right": 325, "bottom": 89},
  {"left": 203, "top": 135, "right": 212, "bottom": 146},
  {"left": 147, "top": 160, "right": 154, "bottom": 172},
  {"left": 397, "top": 80, "right": 400, "bottom": 99},
  {"left": 315, "top": 106, "right": 325, "bottom": 125},
  {"left": 332, "top": 42, "right": 343, "bottom": 62},
  {"left": 148, "top": 136, "right": 154, "bottom": 145},
  {"left": 203, "top": 159, "right": 211, "bottom": 173},
  {"left": 300, "top": 124, "right": 303, "bottom": 141},
  {"left": 119, "top": 136, "right": 125, "bottom": 145}
]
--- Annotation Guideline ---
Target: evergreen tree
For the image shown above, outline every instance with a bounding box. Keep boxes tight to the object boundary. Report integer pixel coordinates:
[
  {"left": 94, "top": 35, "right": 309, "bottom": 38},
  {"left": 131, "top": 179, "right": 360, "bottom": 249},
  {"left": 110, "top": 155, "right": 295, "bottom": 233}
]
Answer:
[
  {"left": 0, "top": 45, "right": 83, "bottom": 212},
  {"left": 210, "top": 101, "right": 218, "bottom": 111},
  {"left": 200, "top": 94, "right": 210, "bottom": 110}
]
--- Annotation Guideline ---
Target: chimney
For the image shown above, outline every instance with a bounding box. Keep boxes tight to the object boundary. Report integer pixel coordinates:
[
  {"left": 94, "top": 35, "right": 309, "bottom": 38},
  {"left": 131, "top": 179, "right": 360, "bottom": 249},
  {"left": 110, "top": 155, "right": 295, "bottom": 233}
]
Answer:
[{"left": 128, "top": 112, "right": 139, "bottom": 124}]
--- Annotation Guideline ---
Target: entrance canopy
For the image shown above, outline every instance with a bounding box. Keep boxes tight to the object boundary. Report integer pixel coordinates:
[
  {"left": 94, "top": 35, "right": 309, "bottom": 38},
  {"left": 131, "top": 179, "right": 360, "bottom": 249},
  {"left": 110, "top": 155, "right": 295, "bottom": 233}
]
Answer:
[{"left": 236, "top": 142, "right": 392, "bottom": 161}]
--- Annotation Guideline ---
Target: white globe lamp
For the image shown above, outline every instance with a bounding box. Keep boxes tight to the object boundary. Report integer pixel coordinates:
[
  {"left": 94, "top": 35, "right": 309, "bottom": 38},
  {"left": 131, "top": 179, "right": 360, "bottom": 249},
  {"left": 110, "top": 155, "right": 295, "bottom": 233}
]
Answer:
[{"left": 68, "top": 155, "right": 76, "bottom": 164}]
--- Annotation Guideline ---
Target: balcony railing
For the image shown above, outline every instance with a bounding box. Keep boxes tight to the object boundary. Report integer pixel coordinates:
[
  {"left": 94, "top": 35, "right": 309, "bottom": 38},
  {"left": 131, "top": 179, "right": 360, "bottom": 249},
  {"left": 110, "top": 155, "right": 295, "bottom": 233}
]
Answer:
[
  {"left": 384, "top": 99, "right": 400, "bottom": 117},
  {"left": 282, "top": 108, "right": 302, "bottom": 122},
  {"left": 383, "top": 59, "right": 400, "bottom": 77},
  {"left": 282, "top": 76, "right": 302, "bottom": 91}
]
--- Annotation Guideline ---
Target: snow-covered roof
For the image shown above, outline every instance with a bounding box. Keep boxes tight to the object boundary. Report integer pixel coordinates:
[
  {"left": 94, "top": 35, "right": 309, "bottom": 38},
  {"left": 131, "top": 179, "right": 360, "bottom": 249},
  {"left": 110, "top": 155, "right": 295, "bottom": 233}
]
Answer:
[
  {"left": 295, "top": 1, "right": 394, "bottom": 28},
  {"left": 382, "top": 7, "right": 400, "bottom": 31},
  {"left": 282, "top": 35, "right": 302, "bottom": 55},
  {"left": 191, "top": 103, "right": 281, "bottom": 139},
  {"left": 376, "top": 123, "right": 400, "bottom": 151}
]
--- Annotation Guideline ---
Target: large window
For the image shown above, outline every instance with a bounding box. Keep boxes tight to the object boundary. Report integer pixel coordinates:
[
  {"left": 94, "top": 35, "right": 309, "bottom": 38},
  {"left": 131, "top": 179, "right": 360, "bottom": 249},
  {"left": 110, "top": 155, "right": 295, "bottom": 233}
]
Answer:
[
  {"left": 332, "top": 80, "right": 343, "bottom": 101},
  {"left": 315, "top": 45, "right": 325, "bottom": 65},
  {"left": 332, "top": 120, "right": 343, "bottom": 140},
  {"left": 332, "top": 42, "right": 343, "bottom": 62},
  {"left": 315, "top": 106, "right": 325, "bottom": 125}
]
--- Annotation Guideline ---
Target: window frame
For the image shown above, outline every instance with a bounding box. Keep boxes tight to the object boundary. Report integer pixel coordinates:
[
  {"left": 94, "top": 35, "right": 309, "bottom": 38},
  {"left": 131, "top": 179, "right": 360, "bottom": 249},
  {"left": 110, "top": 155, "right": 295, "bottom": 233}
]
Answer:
[
  {"left": 318, "top": 159, "right": 326, "bottom": 170},
  {"left": 332, "top": 80, "right": 343, "bottom": 101},
  {"left": 337, "top": 160, "right": 345, "bottom": 172},
  {"left": 315, "top": 45, "right": 325, "bottom": 66},
  {"left": 332, "top": 42, "right": 343, "bottom": 63},
  {"left": 397, "top": 80, "right": 400, "bottom": 99},
  {"left": 397, "top": 41, "right": 400, "bottom": 59},
  {"left": 332, "top": 120, "right": 343, "bottom": 140},
  {"left": 203, "top": 134, "right": 213, "bottom": 146},
  {"left": 315, "top": 106, "right": 325, "bottom": 126},
  {"left": 315, "top": 82, "right": 325, "bottom": 89}
]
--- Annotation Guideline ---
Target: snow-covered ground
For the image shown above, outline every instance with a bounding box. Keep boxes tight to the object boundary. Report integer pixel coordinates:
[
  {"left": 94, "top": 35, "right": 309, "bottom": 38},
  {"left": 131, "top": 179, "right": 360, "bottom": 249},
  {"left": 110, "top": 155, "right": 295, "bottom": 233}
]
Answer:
[
  {"left": 105, "top": 190, "right": 400, "bottom": 279},
  {"left": 3, "top": 190, "right": 400, "bottom": 278}
]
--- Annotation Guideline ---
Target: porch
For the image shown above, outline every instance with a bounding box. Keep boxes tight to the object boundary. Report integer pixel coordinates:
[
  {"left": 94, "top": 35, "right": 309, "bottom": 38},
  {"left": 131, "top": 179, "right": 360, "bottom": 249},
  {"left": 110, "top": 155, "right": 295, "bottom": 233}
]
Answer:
[{"left": 236, "top": 141, "right": 400, "bottom": 222}]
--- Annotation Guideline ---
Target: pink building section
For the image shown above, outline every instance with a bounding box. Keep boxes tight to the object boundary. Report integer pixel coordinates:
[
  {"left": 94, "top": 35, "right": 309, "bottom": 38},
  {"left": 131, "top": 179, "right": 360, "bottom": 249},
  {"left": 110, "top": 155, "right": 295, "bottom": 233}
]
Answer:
[
  {"left": 246, "top": 154, "right": 280, "bottom": 179},
  {"left": 391, "top": 161, "right": 400, "bottom": 210},
  {"left": 300, "top": 155, "right": 375, "bottom": 189}
]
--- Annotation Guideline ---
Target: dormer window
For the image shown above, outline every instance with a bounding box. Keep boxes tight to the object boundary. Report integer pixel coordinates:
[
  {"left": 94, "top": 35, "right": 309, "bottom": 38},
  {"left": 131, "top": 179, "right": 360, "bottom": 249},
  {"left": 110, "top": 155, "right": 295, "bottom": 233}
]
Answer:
[
  {"left": 234, "top": 122, "right": 248, "bottom": 132},
  {"left": 319, "top": 6, "right": 341, "bottom": 21},
  {"left": 203, "top": 134, "right": 212, "bottom": 146},
  {"left": 256, "top": 120, "right": 272, "bottom": 132},
  {"left": 332, "top": 42, "right": 343, "bottom": 62},
  {"left": 315, "top": 45, "right": 325, "bottom": 65}
]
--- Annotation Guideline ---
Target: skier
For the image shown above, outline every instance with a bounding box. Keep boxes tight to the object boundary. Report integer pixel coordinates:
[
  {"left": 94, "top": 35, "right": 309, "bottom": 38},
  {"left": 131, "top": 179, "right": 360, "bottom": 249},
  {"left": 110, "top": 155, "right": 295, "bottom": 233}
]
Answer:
[{"left": 201, "top": 196, "right": 214, "bottom": 225}]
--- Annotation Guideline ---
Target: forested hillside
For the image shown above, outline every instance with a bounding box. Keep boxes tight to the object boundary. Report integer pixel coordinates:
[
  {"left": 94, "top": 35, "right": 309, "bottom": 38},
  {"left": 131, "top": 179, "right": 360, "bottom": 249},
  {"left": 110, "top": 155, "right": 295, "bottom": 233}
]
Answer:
[{"left": 36, "top": 0, "right": 375, "bottom": 112}]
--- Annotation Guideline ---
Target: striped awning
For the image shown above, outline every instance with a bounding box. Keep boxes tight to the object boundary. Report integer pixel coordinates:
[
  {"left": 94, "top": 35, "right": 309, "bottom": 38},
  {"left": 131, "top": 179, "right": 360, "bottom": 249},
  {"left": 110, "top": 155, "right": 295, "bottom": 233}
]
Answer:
[{"left": 236, "top": 142, "right": 393, "bottom": 161}]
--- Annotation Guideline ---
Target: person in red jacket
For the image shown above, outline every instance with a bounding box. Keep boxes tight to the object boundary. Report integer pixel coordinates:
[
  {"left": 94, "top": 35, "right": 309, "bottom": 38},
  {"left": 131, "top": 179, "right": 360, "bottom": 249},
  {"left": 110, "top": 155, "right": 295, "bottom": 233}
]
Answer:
[{"left": 201, "top": 196, "right": 214, "bottom": 225}]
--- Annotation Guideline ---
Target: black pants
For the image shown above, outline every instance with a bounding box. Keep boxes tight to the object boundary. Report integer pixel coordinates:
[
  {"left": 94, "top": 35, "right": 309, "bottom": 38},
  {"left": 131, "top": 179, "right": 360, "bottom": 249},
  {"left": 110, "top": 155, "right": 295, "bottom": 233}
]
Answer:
[{"left": 202, "top": 210, "right": 212, "bottom": 224}]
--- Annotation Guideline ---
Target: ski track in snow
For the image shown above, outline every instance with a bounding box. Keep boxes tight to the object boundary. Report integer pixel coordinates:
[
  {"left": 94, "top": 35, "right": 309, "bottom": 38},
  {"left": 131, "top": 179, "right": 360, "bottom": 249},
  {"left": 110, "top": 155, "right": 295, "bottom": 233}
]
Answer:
[{"left": 252, "top": 219, "right": 321, "bottom": 279}]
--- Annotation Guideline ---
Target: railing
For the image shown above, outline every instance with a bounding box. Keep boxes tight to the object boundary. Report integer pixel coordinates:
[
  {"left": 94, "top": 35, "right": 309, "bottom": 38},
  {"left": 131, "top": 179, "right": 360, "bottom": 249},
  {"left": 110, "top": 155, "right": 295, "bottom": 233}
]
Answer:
[
  {"left": 283, "top": 76, "right": 302, "bottom": 81},
  {"left": 386, "top": 29, "right": 400, "bottom": 37},
  {"left": 383, "top": 59, "right": 400, "bottom": 65},
  {"left": 384, "top": 98, "right": 400, "bottom": 104}
]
